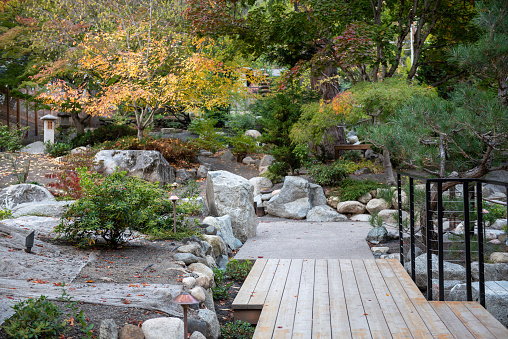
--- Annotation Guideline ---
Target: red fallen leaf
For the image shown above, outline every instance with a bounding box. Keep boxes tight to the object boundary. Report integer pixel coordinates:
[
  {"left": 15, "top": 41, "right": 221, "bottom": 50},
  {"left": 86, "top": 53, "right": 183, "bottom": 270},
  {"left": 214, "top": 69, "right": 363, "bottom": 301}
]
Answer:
[
  {"left": 85, "top": 280, "right": 94, "bottom": 283},
  {"left": 126, "top": 294, "right": 131, "bottom": 296},
  {"left": 81, "top": 275, "right": 89, "bottom": 278},
  {"left": 278, "top": 326, "right": 283, "bottom": 328},
  {"left": 122, "top": 299, "right": 131, "bottom": 304},
  {"left": 364, "top": 313, "right": 368, "bottom": 316},
  {"left": 8, "top": 249, "right": 15, "bottom": 252},
  {"left": 53, "top": 282, "right": 63, "bottom": 286},
  {"left": 33, "top": 279, "right": 49, "bottom": 284},
  {"left": 69, "top": 317, "right": 74, "bottom": 326},
  {"left": 142, "top": 283, "right": 150, "bottom": 286},
  {"left": 6, "top": 296, "right": 14, "bottom": 299},
  {"left": 133, "top": 275, "right": 141, "bottom": 278},
  {"left": 258, "top": 256, "right": 263, "bottom": 258},
  {"left": 137, "top": 294, "right": 145, "bottom": 296}
]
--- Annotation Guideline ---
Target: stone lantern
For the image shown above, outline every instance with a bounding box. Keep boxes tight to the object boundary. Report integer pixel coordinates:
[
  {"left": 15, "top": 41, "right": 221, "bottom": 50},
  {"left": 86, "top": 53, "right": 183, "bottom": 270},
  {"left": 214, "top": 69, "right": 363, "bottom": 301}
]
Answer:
[
  {"left": 259, "top": 73, "right": 270, "bottom": 97},
  {"left": 40, "top": 114, "right": 58, "bottom": 144},
  {"left": 57, "top": 111, "right": 72, "bottom": 136}
]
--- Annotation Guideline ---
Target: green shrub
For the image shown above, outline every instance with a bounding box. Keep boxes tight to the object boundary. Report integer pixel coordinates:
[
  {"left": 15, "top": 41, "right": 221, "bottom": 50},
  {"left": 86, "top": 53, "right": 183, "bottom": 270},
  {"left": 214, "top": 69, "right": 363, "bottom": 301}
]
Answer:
[
  {"left": 56, "top": 170, "right": 195, "bottom": 247},
  {"left": 44, "top": 141, "right": 73, "bottom": 157},
  {"left": 0, "top": 208, "right": 13, "bottom": 220},
  {"left": 227, "top": 112, "right": 258, "bottom": 133},
  {"left": 220, "top": 320, "right": 254, "bottom": 339},
  {"left": 369, "top": 213, "right": 384, "bottom": 228},
  {"left": 212, "top": 268, "right": 232, "bottom": 300},
  {"left": 377, "top": 188, "right": 395, "bottom": 203},
  {"left": 265, "top": 161, "right": 289, "bottom": 184},
  {"left": 227, "top": 134, "right": 258, "bottom": 154},
  {"left": 188, "top": 118, "right": 226, "bottom": 153},
  {"left": 330, "top": 178, "right": 386, "bottom": 201},
  {"left": 225, "top": 259, "right": 253, "bottom": 282},
  {"left": 309, "top": 161, "right": 349, "bottom": 186},
  {"left": 71, "top": 124, "right": 138, "bottom": 147},
  {"left": 2, "top": 295, "right": 66, "bottom": 339},
  {"left": 0, "top": 125, "right": 26, "bottom": 152}
]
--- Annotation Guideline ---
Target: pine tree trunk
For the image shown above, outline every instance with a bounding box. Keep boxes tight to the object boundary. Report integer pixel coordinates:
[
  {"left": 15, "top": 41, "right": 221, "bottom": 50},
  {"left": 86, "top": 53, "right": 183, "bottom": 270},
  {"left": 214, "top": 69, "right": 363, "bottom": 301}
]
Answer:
[{"left": 382, "top": 150, "right": 396, "bottom": 185}]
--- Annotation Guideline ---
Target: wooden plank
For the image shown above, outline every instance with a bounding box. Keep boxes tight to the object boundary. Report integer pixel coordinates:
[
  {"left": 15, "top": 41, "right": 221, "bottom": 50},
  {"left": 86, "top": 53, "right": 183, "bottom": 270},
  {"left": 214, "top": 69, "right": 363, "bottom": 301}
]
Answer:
[
  {"left": 376, "top": 260, "right": 434, "bottom": 339},
  {"left": 386, "top": 260, "right": 454, "bottom": 338},
  {"left": 387, "top": 259, "right": 425, "bottom": 300},
  {"left": 429, "top": 302, "right": 475, "bottom": 339},
  {"left": 445, "top": 301, "right": 496, "bottom": 339},
  {"left": 362, "top": 260, "right": 413, "bottom": 338},
  {"left": 249, "top": 259, "right": 281, "bottom": 307},
  {"left": 351, "top": 260, "right": 392, "bottom": 338},
  {"left": 341, "top": 259, "right": 372, "bottom": 339},
  {"left": 463, "top": 301, "right": 508, "bottom": 339},
  {"left": 273, "top": 259, "right": 304, "bottom": 339},
  {"left": 253, "top": 259, "right": 291, "bottom": 339},
  {"left": 327, "top": 260, "right": 352, "bottom": 339},
  {"left": 312, "top": 259, "right": 331, "bottom": 339},
  {"left": 292, "top": 259, "right": 315, "bottom": 338},
  {"left": 233, "top": 259, "right": 268, "bottom": 309},
  {"left": 234, "top": 309, "right": 262, "bottom": 325}
]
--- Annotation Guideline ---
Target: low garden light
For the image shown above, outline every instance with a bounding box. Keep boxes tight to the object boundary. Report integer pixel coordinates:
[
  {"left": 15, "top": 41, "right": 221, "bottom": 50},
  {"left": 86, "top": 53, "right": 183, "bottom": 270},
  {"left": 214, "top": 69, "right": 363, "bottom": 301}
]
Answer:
[
  {"left": 172, "top": 292, "right": 199, "bottom": 339},
  {"left": 169, "top": 194, "right": 180, "bottom": 233},
  {"left": 25, "top": 231, "right": 35, "bottom": 253}
]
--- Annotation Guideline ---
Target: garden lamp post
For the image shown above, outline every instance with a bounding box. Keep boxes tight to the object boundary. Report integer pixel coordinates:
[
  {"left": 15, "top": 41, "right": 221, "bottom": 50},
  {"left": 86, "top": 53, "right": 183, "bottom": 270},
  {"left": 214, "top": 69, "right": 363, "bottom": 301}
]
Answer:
[
  {"left": 25, "top": 231, "right": 35, "bottom": 253},
  {"left": 172, "top": 292, "right": 199, "bottom": 339},
  {"left": 169, "top": 194, "right": 179, "bottom": 233}
]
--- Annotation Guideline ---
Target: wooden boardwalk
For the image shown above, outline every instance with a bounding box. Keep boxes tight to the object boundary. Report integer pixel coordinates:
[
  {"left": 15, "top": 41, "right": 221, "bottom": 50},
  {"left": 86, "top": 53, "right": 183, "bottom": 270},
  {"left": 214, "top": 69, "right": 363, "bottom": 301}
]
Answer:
[{"left": 232, "top": 259, "right": 508, "bottom": 338}]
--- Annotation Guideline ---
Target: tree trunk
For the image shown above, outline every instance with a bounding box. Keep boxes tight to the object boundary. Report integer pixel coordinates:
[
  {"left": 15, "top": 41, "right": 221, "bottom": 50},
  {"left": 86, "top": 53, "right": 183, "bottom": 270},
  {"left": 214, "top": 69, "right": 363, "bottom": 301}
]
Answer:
[
  {"left": 137, "top": 127, "right": 144, "bottom": 140},
  {"left": 382, "top": 149, "right": 396, "bottom": 185},
  {"left": 310, "top": 64, "right": 340, "bottom": 100},
  {"left": 70, "top": 112, "right": 91, "bottom": 134}
]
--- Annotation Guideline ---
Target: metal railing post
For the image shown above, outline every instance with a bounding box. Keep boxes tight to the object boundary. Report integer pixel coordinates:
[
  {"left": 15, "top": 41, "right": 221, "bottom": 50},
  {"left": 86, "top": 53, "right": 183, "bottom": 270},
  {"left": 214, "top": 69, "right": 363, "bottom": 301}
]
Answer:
[
  {"left": 409, "top": 177, "right": 415, "bottom": 281},
  {"left": 398, "top": 173, "right": 404, "bottom": 265},
  {"left": 476, "top": 182, "right": 485, "bottom": 307},
  {"left": 437, "top": 181, "right": 444, "bottom": 301},
  {"left": 426, "top": 180, "right": 433, "bottom": 300},
  {"left": 463, "top": 182, "right": 472, "bottom": 301}
]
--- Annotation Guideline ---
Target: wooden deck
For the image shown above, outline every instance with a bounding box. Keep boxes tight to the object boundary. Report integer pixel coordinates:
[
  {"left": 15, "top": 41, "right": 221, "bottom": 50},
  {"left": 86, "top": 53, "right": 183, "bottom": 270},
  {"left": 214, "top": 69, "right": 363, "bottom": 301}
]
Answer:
[{"left": 232, "top": 259, "right": 508, "bottom": 338}]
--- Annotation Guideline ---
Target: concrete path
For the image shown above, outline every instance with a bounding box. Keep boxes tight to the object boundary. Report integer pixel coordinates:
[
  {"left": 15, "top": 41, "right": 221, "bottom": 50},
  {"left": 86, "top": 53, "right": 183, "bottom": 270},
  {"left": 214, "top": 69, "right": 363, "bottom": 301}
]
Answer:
[{"left": 234, "top": 220, "right": 373, "bottom": 260}]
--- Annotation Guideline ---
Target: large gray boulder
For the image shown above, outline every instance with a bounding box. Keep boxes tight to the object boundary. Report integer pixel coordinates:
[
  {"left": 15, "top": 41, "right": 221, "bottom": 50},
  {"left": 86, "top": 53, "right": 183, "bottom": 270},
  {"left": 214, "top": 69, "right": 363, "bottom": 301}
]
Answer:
[
  {"left": 249, "top": 177, "right": 273, "bottom": 196},
  {"left": 471, "top": 262, "right": 508, "bottom": 281},
  {"left": 11, "top": 200, "right": 74, "bottom": 218},
  {"left": 0, "top": 184, "right": 55, "bottom": 210},
  {"left": 197, "top": 308, "right": 220, "bottom": 339},
  {"left": 306, "top": 205, "right": 348, "bottom": 222},
  {"left": 366, "top": 226, "right": 389, "bottom": 244},
  {"left": 94, "top": 150, "right": 175, "bottom": 184},
  {"left": 366, "top": 198, "right": 391, "bottom": 215},
  {"left": 142, "top": 317, "right": 184, "bottom": 339},
  {"left": 449, "top": 281, "right": 508, "bottom": 327},
  {"left": 20, "top": 141, "right": 46, "bottom": 154},
  {"left": 266, "top": 176, "right": 326, "bottom": 219},
  {"left": 337, "top": 201, "right": 365, "bottom": 214},
  {"left": 405, "top": 253, "right": 466, "bottom": 289},
  {"left": 206, "top": 171, "right": 256, "bottom": 242}
]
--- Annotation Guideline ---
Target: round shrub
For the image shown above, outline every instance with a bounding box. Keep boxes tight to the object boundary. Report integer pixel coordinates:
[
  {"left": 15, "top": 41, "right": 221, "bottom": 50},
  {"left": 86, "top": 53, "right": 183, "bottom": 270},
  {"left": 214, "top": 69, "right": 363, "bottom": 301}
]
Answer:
[
  {"left": 71, "top": 124, "right": 138, "bottom": 148},
  {"left": 220, "top": 320, "right": 254, "bottom": 339}
]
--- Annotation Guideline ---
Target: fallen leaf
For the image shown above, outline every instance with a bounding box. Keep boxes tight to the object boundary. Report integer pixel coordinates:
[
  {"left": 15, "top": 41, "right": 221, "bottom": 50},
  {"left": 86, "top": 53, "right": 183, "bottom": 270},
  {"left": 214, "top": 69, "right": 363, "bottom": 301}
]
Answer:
[
  {"left": 122, "top": 299, "right": 131, "bottom": 304},
  {"left": 85, "top": 280, "right": 94, "bottom": 283}
]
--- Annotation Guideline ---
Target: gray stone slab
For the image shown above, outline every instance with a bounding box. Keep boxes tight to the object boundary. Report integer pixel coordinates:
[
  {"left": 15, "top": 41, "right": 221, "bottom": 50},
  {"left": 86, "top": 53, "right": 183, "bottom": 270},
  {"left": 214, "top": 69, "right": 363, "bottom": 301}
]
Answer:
[{"left": 234, "top": 221, "right": 373, "bottom": 260}]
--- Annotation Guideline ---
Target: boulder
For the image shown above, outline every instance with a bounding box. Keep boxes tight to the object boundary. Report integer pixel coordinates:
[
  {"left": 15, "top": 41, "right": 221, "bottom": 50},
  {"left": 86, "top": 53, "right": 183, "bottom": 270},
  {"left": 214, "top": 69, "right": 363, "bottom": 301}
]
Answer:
[
  {"left": 71, "top": 146, "right": 88, "bottom": 155},
  {"left": 197, "top": 165, "right": 209, "bottom": 179},
  {"left": 357, "top": 192, "right": 372, "bottom": 204},
  {"left": 371, "top": 247, "right": 390, "bottom": 255},
  {"left": 206, "top": 171, "right": 256, "bottom": 242},
  {"left": 177, "top": 243, "right": 204, "bottom": 258},
  {"left": 202, "top": 215, "right": 238, "bottom": 250},
  {"left": 11, "top": 200, "right": 74, "bottom": 218},
  {"left": 405, "top": 253, "right": 466, "bottom": 289},
  {"left": 366, "top": 226, "right": 389, "bottom": 244},
  {"left": 190, "top": 331, "right": 207, "bottom": 339},
  {"left": 198, "top": 308, "right": 220, "bottom": 339},
  {"left": 490, "top": 219, "right": 507, "bottom": 230},
  {"left": 100, "top": 319, "right": 118, "bottom": 339},
  {"left": 220, "top": 150, "right": 236, "bottom": 162},
  {"left": 366, "top": 198, "right": 391, "bottom": 215},
  {"left": 266, "top": 176, "right": 326, "bottom": 219},
  {"left": 176, "top": 168, "right": 194, "bottom": 183},
  {"left": 190, "top": 286, "right": 207, "bottom": 303},
  {"left": 326, "top": 196, "right": 340, "bottom": 209},
  {"left": 364, "top": 149, "right": 377, "bottom": 161},
  {"left": 172, "top": 253, "right": 200, "bottom": 265},
  {"left": 392, "top": 190, "right": 409, "bottom": 208},
  {"left": 142, "top": 317, "right": 184, "bottom": 339},
  {"left": 242, "top": 156, "right": 256, "bottom": 165},
  {"left": 431, "top": 279, "right": 464, "bottom": 301},
  {"left": 259, "top": 155, "right": 275, "bottom": 168},
  {"left": 336, "top": 201, "right": 365, "bottom": 215},
  {"left": 189, "top": 263, "right": 215, "bottom": 282},
  {"left": 490, "top": 252, "right": 508, "bottom": 263},
  {"left": 378, "top": 209, "right": 409, "bottom": 224},
  {"left": 306, "top": 205, "right": 348, "bottom": 222},
  {"left": 182, "top": 277, "right": 197, "bottom": 289},
  {"left": 249, "top": 177, "right": 273, "bottom": 196},
  {"left": 0, "top": 184, "right": 55, "bottom": 210},
  {"left": 20, "top": 141, "right": 46, "bottom": 154},
  {"left": 244, "top": 130, "right": 262, "bottom": 139},
  {"left": 471, "top": 262, "right": 508, "bottom": 281},
  {"left": 119, "top": 324, "right": 144, "bottom": 339},
  {"left": 94, "top": 150, "right": 174, "bottom": 184},
  {"left": 202, "top": 235, "right": 227, "bottom": 258}
]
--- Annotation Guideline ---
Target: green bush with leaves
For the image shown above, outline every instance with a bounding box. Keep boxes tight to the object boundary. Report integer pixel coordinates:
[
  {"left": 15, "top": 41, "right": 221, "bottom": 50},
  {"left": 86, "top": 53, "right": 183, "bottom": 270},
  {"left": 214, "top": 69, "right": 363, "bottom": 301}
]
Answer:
[
  {"left": 56, "top": 169, "right": 196, "bottom": 247},
  {"left": 227, "top": 112, "right": 258, "bottom": 133},
  {"left": 309, "top": 161, "right": 349, "bottom": 186},
  {"left": 225, "top": 259, "right": 253, "bottom": 282},
  {"left": 71, "top": 124, "right": 138, "bottom": 148},
  {"left": 212, "top": 267, "right": 233, "bottom": 300},
  {"left": 2, "top": 295, "right": 66, "bottom": 339},
  {"left": 220, "top": 320, "right": 254, "bottom": 339},
  {"left": 44, "top": 141, "right": 73, "bottom": 157},
  {"left": 0, "top": 208, "right": 13, "bottom": 220},
  {"left": 227, "top": 134, "right": 258, "bottom": 154},
  {"left": 329, "top": 178, "right": 386, "bottom": 201},
  {"left": 188, "top": 118, "right": 226, "bottom": 153},
  {"left": 0, "top": 125, "right": 26, "bottom": 152}
]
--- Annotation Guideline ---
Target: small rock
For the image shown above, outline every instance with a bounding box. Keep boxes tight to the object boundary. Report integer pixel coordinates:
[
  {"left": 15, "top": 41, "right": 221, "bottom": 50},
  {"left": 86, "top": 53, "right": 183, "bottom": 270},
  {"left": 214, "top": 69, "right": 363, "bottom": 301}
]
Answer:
[
  {"left": 354, "top": 167, "right": 373, "bottom": 175},
  {"left": 205, "top": 226, "right": 217, "bottom": 235},
  {"left": 220, "top": 150, "right": 236, "bottom": 162},
  {"left": 196, "top": 276, "right": 211, "bottom": 289},
  {"left": 199, "top": 150, "right": 213, "bottom": 157},
  {"left": 173, "top": 253, "right": 200, "bottom": 265},
  {"left": 306, "top": 205, "right": 347, "bottom": 222},
  {"left": 490, "top": 219, "right": 507, "bottom": 230},
  {"left": 177, "top": 244, "right": 204, "bottom": 257},
  {"left": 20, "top": 141, "right": 46, "bottom": 154},
  {"left": 198, "top": 309, "right": 220, "bottom": 339},
  {"left": 204, "top": 255, "right": 217, "bottom": 269},
  {"left": 216, "top": 254, "right": 229, "bottom": 270},
  {"left": 326, "top": 196, "right": 340, "bottom": 209},
  {"left": 366, "top": 226, "right": 389, "bottom": 244},
  {"left": 371, "top": 247, "right": 390, "bottom": 254},
  {"left": 489, "top": 239, "right": 502, "bottom": 244},
  {"left": 182, "top": 277, "right": 197, "bottom": 289},
  {"left": 357, "top": 192, "right": 372, "bottom": 204},
  {"left": 337, "top": 201, "right": 365, "bottom": 215},
  {"left": 190, "top": 331, "right": 207, "bottom": 339},
  {"left": 490, "top": 252, "right": 508, "bottom": 263},
  {"left": 259, "top": 154, "right": 275, "bottom": 168},
  {"left": 349, "top": 214, "right": 371, "bottom": 222},
  {"left": 189, "top": 263, "right": 214, "bottom": 282},
  {"left": 142, "top": 317, "right": 184, "bottom": 339},
  {"left": 366, "top": 198, "right": 391, "bottom": 215},
  {"left": 100, "top": 319, "right": 118, "bottom": 339},
  {"left": 242, "top": 156, "right": 256, "bottom": 165},
  {"left": 244, "top": 130, "right": 262, "bottom": 139},
  {"left": 119, "top": 324, "right": 144, "bottom": 339},
  {"left": 190, "top": 286, "right": 207, "bottom": 302},
  {"left": 197, "top": 165, "right": 209, "bottom": 179}
]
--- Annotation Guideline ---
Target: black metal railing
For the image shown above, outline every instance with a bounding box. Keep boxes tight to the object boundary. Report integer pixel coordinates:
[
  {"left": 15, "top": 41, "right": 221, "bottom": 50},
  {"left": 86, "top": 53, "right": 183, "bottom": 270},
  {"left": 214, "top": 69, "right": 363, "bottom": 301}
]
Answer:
[{"left": 396, "top": 171, "right": 508, "bottom": 308}]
